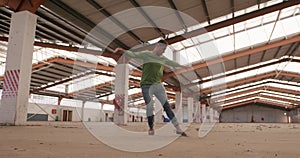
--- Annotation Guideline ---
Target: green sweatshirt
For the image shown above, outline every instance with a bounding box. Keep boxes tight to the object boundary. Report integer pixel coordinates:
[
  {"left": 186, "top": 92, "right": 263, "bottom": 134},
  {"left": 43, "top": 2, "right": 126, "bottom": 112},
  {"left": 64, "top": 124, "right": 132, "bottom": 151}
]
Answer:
[{"left": 124, "top": 50, "right": 181, "bottom": 85}]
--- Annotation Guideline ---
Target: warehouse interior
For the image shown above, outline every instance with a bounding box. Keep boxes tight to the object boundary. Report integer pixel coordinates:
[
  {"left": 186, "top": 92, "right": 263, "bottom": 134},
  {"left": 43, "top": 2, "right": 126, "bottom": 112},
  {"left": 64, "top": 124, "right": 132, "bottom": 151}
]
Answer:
[{"left": 0, "top": 0, "right": 300, "bottom": 157}]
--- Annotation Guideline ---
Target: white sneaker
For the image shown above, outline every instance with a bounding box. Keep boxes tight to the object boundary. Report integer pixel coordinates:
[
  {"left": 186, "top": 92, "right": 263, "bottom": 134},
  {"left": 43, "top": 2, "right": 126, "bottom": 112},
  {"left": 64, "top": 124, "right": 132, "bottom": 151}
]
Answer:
[{"left": 148, "top": 129, "right": 155, "bottom": 135}]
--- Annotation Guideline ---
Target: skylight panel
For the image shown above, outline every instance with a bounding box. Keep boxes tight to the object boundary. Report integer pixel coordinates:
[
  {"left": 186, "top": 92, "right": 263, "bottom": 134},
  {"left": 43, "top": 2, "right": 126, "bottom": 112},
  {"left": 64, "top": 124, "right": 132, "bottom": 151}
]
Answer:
[
  {"left": 46, "top": 84, "right": 66, "bottom": 93},
  {"left": 268, "top": 82, "right": 300, "bottom": 91},
  {"left": 183, "top": 47, "right": 202, "bottom": 64},
  {"left": 29, "top": 94, "right": 58, "bottom": 105},
  {"left": 279, "top": 5, "right": 298, "bottom": 19},
  {"left": 262, "top": 11, "right": 279, "bottom": 23},
  {"left": 216, "top": 91, "right": 259, "bottom": 103},
  {"left": 215, "top": 35, "right": 234, "bottom": 54},
  {"left": 210, "top": 14, "right": 230, "bottom": 24},
  {"left": 261, "top": 92, "right": 300, "bottom": 102},
  {"left": 171, "top": 42, "right": 184, "bottom": 50},
  {"left": 181, "top": 39, "right": 194, "bottom": 48},
  {"left": 262, "top": 90, "right": 300, "bottom": 100},
  {"left": 245, "top": 16, "right": 263, "bottom": 28},
  {"left": 212, "top": 27, "right": 230, "bottom": 38},
  {"left": 258, "top": 97, "right": 291, "bottom": 105},
  {"left": 280, "top": 62, "right": 300, "bottom": 73},
  {"left": 262, "top": 0, "right": 284, "bottom": 8},
  {"left": 245, "top": 5, "right": 259, "bottom": 14},
  {"left": 234, "top": 30, "right": 252, "bottom": 50},
  {"left": 222, "top": 97, "right": 255, "bottom": 106},
  {"left": 247, "top": 26, "right": 268, "bottom": 46},
  {"left": 270, "top": 21, "right": 286, "bottom": 40},
  {"left": 280, "top": 16, "right": 300, "bottom": 37}
]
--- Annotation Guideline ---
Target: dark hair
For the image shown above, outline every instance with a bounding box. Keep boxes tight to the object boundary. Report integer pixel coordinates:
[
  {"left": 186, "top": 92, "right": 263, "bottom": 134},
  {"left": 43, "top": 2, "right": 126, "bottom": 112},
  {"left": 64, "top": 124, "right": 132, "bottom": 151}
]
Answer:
[{"left": 157, "top": 39, "right": 168, "bottom": 45}]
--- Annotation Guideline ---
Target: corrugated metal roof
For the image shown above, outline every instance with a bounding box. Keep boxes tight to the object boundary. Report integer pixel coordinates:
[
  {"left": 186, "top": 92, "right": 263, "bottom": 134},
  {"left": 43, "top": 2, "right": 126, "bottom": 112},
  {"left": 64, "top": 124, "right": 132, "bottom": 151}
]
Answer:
[{"left": 0, "top": 0, "right": 299, "bottom": 109}]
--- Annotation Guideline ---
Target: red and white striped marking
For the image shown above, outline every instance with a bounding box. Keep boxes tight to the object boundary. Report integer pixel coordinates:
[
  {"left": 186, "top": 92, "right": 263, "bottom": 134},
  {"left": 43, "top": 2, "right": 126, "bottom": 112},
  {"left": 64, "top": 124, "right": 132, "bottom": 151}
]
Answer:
[
  {"left": 113, "top": 94, "right": 125, "bottom": 111},
  {"left": 2, "top": 69, "right": 20, "bottom": 98}
]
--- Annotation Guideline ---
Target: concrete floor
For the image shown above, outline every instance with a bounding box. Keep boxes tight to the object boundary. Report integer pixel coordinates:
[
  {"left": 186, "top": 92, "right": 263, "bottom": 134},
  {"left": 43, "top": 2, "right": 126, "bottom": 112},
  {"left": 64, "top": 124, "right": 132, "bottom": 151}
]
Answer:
[{"left": 0, "top": 122, "right": 300, "bottom": 158}]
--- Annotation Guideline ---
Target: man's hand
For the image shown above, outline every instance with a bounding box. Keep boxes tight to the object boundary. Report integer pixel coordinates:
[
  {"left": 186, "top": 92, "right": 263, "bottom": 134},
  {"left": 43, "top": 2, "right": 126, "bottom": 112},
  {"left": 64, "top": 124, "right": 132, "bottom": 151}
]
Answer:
[
  {"left": 114, "top": 48, "right": 126, "bottom": 54},
  {"left": 114, "top": 48, "right": 130, "bottom": 64}
]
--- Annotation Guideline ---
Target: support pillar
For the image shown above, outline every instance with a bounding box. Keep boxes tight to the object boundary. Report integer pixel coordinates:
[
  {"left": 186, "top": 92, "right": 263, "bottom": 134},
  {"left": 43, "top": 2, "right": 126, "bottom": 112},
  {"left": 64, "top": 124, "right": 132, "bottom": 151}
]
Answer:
[
  {"left": 209, "top": 107, "right": 214, "bottom": 123},
  {"left": 194, "top": 100, "right": 201, "bottom": 123},
  {"left": 154, "top": 97, "right": 163, "bottom": 123},
  {"left": 81, "top": 101, "right": 86, "bottom": 122},
  {"left": 0, "top": 11, "right": 37, "bottom": 125},
  {"left": 113, "top": 64, "right": 129, "bottom": 125},
  {"left": 187, "top": 97, "right": 193, "bottom": 123},
  {"left": 201, "top": 104, "right": 207, "bottom": 123},
  {"left": 57, "top": 97, "right": 63, "bottom": 121},
  {"left": 100, "top": 103, "right": 104, "bottom": 111},
  {"left": 214, "top": 110, "right": 219, "bottom": 123},
  {"left": 175, "top": 91, "right": 183, "bottom": 123},
  {"left": 173, "top": 51, "right": 183, "bottom": 123}
]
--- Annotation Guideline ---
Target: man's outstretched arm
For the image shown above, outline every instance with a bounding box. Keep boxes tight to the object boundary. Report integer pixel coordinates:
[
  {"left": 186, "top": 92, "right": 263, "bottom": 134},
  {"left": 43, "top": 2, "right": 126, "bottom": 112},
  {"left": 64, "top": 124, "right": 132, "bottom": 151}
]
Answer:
[
  {"left": 114, "top": 48, "right": 126, "bottom": 54},
  {"left": 114, "top": 48, "right": 144, "bottom": 59}
]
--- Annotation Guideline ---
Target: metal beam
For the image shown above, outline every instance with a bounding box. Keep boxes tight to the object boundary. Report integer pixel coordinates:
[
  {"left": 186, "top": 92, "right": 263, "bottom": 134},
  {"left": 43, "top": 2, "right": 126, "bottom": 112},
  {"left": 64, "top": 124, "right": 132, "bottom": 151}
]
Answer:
[
  {"left": 163, "top": 35, "right": 300, "bottom": 80},
  {"left": 165, "top": 0, "right": 300, "bottom": 44},
  {"left": 199, "top": 55, "right": 292, "bottom": 85},
  {"left": 288, "top": 42, "right": 300, "bottom": 56},
  {"left": 45, "top": 0, "right": 129, "bottom": 49},
  {"left": 201, "top": 0, "right": 211, "bottom": 24},
  {"left": 36, "top": 10, "right": 85, "bottom": 43},
  {"left": 30, "top": 71, "right": 96, "bottom": 93},
  {"left": 36, "top": 25, "right": 70, "bottom": 43},
  {"left": 200, "top": 71, "right": 300, "bottom": 94},
  {"left": 63, "top": 81, "right": 111, "bottom": 98},
  {"left": 34, "top": 57, "right": 142, "bottom": 77},
  {"left": 0, "top": 0, "right": 46, "bottom": 13},
  {"left": 38, "top": 6, "right": 108, "bottom": 49},
  {"left": 222, "top": 98, "right": 296, "bottom": 110},
  {"left": 0, "top": 8, "right": 71, "bottom": 42},
  {"left": 176, "top": 56, "right": 299, "bottom": 92},
  {"left": 36, "top": 20, "right": 82, "bottom": 44},
  {"left": 259, "top": 50, "right": 267, "bottom": 63},
  {"left": 211, "top": 80, "right": 300, "bottom": 101},
  {"left": 222, "top": 99, "right": 257, "bottom": 110},
  {"left": 273, "top": 46, "right": 282, "bottom": 58},
  {"left": 213, "top": 88, "right": 300, "bottom": 105}
]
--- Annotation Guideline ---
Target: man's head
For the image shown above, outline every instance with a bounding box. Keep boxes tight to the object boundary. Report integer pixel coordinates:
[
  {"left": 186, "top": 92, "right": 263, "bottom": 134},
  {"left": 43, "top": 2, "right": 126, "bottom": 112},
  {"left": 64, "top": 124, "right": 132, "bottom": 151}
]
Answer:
[{"left": 153, "top": 39, "right": 168, "bottom": 56}]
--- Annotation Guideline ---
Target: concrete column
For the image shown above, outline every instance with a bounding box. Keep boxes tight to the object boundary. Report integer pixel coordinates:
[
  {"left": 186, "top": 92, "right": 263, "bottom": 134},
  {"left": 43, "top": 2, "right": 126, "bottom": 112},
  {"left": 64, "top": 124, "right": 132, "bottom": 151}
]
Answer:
[
  {"left": 0, "top": 11, "right": 37, "bottom": 125},
  {"left": 113, "top": 64, "right": 129, "bottom": 125},
  {"left": 194, "top": 100, "right": 201, "bottom": 123},
  {"left": 209, "top": 107, "right": 214, "bottom": 123},
  {"left": 173, "top": 51, "right": 182, "bottom": 123},
  {"left": 214, "top": 110, "right": 219, "bottom": 123},
  {"left": 187, "top": 97, "right": 194, "bottom": 123},
  {"left": 57, "top": 97, "right": 63, "bottom": 121},
  {"left": 154, "top": 97, "right": 163, "bottom": 123},
  {"left": 100, "top": 103, "right": 104, "bottom": 111},
  {"left": 81, "top": 101, "right": 86, "bottom": 122},
  {"left": 201, "top": 104, "right": 206, "bottom": 123},
  {"left": 175, "top": 91, "right": 183, "bottom": 123}
]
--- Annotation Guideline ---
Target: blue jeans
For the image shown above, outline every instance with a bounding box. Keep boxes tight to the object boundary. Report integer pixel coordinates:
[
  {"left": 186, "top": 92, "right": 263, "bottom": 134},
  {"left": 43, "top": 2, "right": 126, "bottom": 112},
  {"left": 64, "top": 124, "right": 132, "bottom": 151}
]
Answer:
[{"left": 141, "top": 84, "right": 179, "bottom": 129}]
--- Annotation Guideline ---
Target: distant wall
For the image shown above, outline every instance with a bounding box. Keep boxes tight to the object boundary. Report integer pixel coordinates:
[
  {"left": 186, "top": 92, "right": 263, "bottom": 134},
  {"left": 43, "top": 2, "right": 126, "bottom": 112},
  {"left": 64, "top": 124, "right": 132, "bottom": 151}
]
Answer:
[
  {"left": 27, "top": 103, "right": 111, "bottom": 122},
  {"left": 220, "top": 104, "right": 290, "bottom": 123},
  {"left": 0, "top": 101, "right": 144, "bottom": 122}
]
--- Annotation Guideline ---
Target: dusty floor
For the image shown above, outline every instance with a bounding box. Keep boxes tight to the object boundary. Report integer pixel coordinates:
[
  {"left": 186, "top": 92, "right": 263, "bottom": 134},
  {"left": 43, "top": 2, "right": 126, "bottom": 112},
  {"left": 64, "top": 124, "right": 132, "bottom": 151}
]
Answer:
[{"left": 0, "top": 122, "right": 300, "bottom": 158}]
